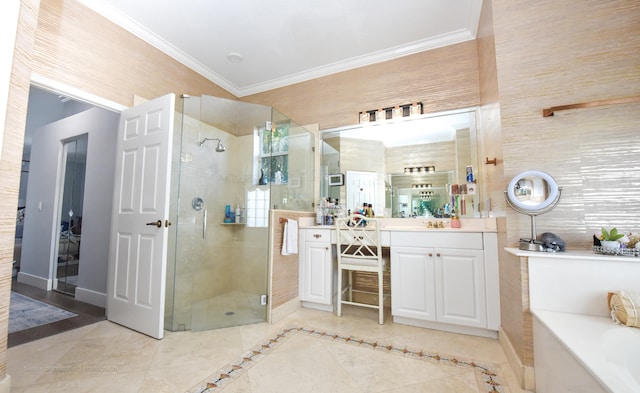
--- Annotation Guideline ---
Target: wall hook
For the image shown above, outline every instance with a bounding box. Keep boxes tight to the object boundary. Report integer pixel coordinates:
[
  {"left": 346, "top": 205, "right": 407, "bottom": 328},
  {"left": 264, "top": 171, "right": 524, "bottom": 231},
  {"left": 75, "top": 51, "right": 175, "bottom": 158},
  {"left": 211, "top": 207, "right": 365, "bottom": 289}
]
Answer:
[{"left": 485, "top": 157, "right": 497, "bottom": 166}]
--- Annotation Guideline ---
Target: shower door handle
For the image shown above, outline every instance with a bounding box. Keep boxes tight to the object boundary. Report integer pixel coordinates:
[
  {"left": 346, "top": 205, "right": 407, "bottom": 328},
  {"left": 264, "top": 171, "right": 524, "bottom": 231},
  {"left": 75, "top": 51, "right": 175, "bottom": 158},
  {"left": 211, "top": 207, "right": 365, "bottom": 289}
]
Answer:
[{"left": 203, "top": 209, "right": 207, "bottom": 239}]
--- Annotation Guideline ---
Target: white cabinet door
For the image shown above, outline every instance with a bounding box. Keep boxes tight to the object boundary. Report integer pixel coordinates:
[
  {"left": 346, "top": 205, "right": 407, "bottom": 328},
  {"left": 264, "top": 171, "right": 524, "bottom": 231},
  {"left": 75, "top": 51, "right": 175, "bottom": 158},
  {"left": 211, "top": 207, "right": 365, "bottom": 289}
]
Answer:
[
  {"left": 302, "top": 241, "right": 333, "bottom": 305},
  {"left": 391, "top": 246, "right": 436, "bottom": 321},
  {"left": 435, "top": 248, "right": 486, "bottom": 328}
]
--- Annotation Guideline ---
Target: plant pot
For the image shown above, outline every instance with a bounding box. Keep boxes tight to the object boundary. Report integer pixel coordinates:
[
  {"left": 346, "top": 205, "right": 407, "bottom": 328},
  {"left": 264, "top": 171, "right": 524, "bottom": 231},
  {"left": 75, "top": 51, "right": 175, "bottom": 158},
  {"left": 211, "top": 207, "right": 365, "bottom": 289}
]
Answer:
[{"left": 601, "top": 240, "right": 620, "bottom": 249}]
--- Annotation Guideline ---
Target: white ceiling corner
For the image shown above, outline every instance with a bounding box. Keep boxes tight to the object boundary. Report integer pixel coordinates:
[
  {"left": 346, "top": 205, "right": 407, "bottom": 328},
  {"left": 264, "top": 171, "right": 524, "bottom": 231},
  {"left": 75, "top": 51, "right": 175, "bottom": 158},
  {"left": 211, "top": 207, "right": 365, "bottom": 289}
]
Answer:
[{"left": 76, "top": 0, "right": 483, "bottom": 97}]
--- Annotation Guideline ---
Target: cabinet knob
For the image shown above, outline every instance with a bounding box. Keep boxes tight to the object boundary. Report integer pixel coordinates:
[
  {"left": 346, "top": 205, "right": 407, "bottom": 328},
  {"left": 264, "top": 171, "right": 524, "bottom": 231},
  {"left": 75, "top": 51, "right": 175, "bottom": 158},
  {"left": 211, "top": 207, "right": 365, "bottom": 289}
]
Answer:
[
  {"left": 313, "top": 234, "right": 321, "bottom": 239},
  {"left": 428, "top": 253, "right": 433, "bottom": 257},
  {"left": 436, "top": 253, "right": 441, "bottom": 257}
]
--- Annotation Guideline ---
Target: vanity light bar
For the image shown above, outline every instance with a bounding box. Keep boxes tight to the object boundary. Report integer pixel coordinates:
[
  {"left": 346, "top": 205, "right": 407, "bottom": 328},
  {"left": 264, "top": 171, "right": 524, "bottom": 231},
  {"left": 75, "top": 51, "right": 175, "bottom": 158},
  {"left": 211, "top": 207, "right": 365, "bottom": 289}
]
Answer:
[
  {"left": 359, "top": 102, "right": 423, "bottom": 123},
  {"left": 412, "top": 184, "right": 433, "bottom": 189},
  {"left": 404, "top": 165, "right": 435, "bottom": 174}
]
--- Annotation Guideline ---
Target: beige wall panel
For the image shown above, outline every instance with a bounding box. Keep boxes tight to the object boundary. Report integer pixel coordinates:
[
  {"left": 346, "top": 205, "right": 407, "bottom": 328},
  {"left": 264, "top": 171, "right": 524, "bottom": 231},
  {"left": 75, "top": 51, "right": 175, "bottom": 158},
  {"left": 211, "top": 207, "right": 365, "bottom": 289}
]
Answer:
[
  {"left": 487, "top": 0, "right": 640, "bottom": 381},
  {"left": 32, "top": 0, "right": 235, "bottom": 107},
  {"left": 271, "top": 211, "right": 313, "bottom": 309},
  {"left": 243, "top": 41, "right": 481, "bottom": 129},
  {"left": 0, "top": 0, "right": 41, "bottom": 380},
  {"left": 493, "top": 0, "right": 640, "bottom": 247},
  {"left": 476, "top": 0, "right": 504, "bottom": 214}
]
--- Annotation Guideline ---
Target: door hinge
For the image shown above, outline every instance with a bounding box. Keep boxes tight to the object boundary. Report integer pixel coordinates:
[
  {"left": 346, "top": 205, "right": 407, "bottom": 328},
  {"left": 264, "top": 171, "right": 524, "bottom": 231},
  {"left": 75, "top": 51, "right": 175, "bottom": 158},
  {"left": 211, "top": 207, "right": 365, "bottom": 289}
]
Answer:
[{"left": 260, "top": 294, "right": 268, "bottom": 306}]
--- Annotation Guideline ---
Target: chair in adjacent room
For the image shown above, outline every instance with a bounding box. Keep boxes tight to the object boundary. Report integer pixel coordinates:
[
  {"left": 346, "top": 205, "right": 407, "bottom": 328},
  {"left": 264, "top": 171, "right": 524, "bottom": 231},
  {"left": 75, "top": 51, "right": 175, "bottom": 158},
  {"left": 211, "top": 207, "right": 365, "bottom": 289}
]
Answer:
[{"left": 335, "top": 214, "right": 388, "bottom": 324}]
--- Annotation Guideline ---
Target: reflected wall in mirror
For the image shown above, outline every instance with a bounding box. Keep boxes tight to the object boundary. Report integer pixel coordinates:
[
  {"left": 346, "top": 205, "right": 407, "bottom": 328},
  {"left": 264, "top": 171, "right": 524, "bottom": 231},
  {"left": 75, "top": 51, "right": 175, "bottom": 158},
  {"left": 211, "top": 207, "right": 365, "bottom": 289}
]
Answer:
[{"left": 321, "top": 108, "right": 480, "bottom": 218}]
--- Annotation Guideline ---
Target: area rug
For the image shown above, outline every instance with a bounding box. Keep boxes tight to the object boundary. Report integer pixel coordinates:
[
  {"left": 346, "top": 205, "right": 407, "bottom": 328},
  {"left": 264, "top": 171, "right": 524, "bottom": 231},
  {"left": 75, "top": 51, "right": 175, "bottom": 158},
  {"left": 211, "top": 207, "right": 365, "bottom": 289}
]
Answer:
[
  {"left": 9, "top": 292, "right": 77, "bottom": 334},
  {"left": 187, "top": 326, "right": 508, "bottom": 393}
]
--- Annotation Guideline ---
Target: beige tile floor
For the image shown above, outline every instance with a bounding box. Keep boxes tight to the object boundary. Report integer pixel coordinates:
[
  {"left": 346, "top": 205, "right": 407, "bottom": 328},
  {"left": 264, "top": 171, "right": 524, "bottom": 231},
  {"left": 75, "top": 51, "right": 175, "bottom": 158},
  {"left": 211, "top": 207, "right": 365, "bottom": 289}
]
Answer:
[{"left": 8, "top": 306, "right": 528, "bottom": 392}]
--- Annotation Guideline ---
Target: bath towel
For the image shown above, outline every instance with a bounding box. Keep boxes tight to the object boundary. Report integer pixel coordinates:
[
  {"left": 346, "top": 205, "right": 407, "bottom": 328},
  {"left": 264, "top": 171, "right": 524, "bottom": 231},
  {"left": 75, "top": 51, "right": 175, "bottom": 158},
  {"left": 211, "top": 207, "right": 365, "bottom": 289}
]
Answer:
[{"left": 281, "top": 219, "right": 298, "bottom": 255}]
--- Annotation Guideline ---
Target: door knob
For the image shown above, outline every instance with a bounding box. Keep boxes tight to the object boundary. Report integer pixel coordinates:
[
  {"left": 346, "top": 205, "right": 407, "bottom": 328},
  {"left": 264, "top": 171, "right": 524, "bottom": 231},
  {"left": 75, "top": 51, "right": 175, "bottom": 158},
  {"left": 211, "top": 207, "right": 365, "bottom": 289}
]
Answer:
[{"left": 146, "top": 220, "right": 162, "bottom": 228}]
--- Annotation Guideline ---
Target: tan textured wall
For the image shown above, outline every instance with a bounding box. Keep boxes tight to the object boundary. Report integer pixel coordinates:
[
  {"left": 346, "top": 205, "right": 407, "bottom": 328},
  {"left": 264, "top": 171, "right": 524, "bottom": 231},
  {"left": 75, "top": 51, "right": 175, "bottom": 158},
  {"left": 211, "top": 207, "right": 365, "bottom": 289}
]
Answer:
[
  {"left": 493, "top": 0, "right": 640, "bottom": 248},
  {"left": 483, "top": 0, "right": 640, "bottom": 379},
  {"left": 1, "top": 0, "right": 41, "bottom": 382},
  {"left": 32, "top": 0, "right": 235, "bottom": 107},
  {"left": 476, "top": 0, "right": 503, "bottom": 214},
  {"left": 270, "top": 211, "right": 314, "bottom": 309},
  {"left": 242, "top": 41, "right": 481, "bottom": 129}
]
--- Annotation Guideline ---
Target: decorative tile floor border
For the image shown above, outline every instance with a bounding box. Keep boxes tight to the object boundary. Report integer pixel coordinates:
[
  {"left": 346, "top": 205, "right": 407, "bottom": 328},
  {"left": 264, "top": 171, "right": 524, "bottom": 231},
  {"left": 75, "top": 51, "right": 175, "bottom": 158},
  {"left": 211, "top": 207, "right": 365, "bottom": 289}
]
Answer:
[{"left": 187, "top": 326, "right": 507, "bottom": 393}]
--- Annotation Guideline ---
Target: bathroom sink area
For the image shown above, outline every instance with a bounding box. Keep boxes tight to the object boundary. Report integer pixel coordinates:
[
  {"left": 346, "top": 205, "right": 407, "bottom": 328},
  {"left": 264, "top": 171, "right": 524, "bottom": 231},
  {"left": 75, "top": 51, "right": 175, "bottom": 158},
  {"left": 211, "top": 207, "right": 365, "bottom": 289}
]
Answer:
[{"left": 378, "top": 217, "right": 497, "bottom": 232}]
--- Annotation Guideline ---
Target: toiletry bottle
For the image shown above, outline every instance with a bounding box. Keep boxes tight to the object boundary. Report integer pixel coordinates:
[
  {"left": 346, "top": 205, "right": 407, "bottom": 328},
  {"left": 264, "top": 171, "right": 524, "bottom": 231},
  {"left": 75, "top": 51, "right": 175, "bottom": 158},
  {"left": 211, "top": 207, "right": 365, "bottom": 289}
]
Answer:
[
  {"left": 225, "top": 205, "right": 232, "bottom": 223},
  {"left": 316, "top": 199, "right": 324, "bottom": 225},
  {"left": 235, "top": 205, "right": 241, "bottom": 224}
]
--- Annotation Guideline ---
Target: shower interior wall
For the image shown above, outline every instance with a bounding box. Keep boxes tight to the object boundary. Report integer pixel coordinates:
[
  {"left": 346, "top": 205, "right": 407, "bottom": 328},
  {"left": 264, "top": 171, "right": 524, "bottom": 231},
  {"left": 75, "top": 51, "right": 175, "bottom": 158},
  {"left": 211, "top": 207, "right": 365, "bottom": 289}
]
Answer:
[{"left": 165, "top": 95, "right": 315, "bottom": 332}]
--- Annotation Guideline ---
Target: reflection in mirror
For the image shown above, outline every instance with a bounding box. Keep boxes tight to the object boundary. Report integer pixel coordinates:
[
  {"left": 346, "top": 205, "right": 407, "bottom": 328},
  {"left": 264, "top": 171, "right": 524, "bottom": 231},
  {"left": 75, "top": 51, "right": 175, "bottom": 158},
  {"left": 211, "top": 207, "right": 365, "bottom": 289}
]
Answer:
[
  {"left": 321, "top": 108, "right": 479, "bottom": 218},
  {"left": 506, "top": 170, "right": 560, "bottom": 213},
  {"left": 56, "top": 134, "right": 88, "bottom": 295}
]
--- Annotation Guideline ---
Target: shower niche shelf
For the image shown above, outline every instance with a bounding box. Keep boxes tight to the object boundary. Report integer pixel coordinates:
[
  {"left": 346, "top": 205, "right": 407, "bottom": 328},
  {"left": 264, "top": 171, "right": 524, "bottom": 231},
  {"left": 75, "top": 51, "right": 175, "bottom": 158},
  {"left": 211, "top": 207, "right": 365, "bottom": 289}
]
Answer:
[{"left": 221, "top": 222, "right": 245, "bottom": 226}]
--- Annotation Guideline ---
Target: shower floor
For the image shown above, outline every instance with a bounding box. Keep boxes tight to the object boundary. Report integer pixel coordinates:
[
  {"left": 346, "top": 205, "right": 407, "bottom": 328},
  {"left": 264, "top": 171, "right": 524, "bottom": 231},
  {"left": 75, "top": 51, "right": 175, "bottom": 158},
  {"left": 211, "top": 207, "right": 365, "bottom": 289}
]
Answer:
[{"left": 190, "top": 290, "right": 267, "bottom": 331}]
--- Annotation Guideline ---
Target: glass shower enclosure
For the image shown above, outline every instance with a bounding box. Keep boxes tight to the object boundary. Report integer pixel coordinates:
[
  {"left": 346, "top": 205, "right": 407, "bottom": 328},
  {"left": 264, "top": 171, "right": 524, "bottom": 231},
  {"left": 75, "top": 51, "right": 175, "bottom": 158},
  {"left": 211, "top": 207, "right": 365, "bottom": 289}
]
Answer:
[{"left": 165, "top": 95, "right": 315, "bottom": 331}]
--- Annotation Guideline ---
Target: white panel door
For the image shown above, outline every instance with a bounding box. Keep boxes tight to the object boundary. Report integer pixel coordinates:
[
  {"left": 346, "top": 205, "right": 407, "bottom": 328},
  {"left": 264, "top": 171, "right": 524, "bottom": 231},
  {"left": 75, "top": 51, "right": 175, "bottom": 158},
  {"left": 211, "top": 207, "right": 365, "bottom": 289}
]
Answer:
[
  {"left": 107, "top": 93, "right": 175, "bottom": 339},
  {"left": 346, "top": 171, "right": 376, "bottom": 213}
]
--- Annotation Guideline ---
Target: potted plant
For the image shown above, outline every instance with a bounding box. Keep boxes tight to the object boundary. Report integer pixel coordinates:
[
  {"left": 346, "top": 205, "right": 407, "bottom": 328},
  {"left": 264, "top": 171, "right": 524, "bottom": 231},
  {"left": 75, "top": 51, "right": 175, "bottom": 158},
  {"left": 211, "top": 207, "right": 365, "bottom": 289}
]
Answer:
[{"left": 600, "top": 227, "right": 624, "bottom": 249}]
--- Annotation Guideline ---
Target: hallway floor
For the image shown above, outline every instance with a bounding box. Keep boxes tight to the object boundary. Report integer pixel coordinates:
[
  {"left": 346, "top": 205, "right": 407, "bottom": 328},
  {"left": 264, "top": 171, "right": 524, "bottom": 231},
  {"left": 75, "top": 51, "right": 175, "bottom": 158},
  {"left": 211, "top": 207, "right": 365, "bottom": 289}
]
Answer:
[
  {"left": 7, "top": 306, "right": 527, "bottom": 392},
  {"left": 9, "top": 280, "right": 106, "bottom": 348}
]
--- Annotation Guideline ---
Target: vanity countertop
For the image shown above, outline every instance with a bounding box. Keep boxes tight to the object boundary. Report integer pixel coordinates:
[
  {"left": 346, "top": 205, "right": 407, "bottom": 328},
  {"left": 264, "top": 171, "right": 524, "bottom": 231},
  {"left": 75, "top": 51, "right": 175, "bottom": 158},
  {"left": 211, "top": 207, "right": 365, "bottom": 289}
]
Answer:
[
  {"left": 298, "top": 217, "right": 498, "bottom": 233},
  {"left": 506, "top": 247, "right": 640, "bottom": 262}
]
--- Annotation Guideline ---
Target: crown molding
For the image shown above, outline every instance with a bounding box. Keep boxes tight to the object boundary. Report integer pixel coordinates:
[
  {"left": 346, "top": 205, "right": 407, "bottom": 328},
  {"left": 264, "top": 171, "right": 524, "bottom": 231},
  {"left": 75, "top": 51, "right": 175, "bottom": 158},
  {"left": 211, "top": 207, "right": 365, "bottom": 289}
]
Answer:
[{"left": 77, "top": 0, "right": 479, "bottom": 97}]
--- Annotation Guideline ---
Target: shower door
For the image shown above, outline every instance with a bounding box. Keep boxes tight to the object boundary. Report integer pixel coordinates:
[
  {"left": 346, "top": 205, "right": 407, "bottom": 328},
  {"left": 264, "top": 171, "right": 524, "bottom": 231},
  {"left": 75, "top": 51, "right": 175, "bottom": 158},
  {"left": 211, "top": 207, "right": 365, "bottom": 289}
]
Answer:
[
  {"left": 168, "top": 95, "right": 273, "bottom": 331},
  {"left": 166, "top": 94, "right": 315, "bottom": 332}
]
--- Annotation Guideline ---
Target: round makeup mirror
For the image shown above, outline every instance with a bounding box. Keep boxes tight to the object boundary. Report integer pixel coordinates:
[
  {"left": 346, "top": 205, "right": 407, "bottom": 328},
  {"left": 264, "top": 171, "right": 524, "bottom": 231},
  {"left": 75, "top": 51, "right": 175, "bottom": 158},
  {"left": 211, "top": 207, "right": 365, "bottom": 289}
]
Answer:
[{"left": 505, "top": 170, "right": 561, "bottom": 251}]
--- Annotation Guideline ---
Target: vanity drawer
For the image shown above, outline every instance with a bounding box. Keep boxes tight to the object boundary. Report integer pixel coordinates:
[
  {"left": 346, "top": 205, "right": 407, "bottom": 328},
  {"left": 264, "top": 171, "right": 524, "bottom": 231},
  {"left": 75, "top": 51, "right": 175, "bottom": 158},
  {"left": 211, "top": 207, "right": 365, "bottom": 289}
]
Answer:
[
  {"left": 390, "top": 231, "right": 484, "bottom": 249},
  {"left": 303, "top": 228, "right": 331, "bottom": 243}
]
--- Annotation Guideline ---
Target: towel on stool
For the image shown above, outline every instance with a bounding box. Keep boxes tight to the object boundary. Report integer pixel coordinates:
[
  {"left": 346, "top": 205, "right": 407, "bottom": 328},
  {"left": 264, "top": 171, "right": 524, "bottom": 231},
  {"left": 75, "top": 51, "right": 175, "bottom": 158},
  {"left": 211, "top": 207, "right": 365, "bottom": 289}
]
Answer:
[{"left": 281, "top": 219, "right": 298, "bottom": 255}]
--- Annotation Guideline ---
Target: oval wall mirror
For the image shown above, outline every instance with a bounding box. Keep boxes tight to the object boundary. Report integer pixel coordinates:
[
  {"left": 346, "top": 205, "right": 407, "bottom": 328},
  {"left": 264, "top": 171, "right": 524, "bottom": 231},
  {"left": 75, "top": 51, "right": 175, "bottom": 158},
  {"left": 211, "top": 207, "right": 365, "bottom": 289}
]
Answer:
[{"left": 505, "top": 170, "right": 561, "bottom": 251}]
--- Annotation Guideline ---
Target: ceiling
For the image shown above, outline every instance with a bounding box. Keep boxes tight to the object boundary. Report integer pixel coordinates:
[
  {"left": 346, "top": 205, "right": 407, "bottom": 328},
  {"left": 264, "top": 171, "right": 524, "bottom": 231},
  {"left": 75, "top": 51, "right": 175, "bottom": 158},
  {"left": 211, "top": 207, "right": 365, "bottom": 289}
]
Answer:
[{"left": 77, "top": 0, "right": 483, "bottom": 97}]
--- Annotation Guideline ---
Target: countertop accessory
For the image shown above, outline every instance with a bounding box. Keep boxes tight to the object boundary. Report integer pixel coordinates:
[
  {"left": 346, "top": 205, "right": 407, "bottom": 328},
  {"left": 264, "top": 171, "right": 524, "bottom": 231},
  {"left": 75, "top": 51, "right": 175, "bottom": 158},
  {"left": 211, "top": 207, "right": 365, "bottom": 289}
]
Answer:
[{"left": 505, "top": 170, "right": 561, "bottom": 252}]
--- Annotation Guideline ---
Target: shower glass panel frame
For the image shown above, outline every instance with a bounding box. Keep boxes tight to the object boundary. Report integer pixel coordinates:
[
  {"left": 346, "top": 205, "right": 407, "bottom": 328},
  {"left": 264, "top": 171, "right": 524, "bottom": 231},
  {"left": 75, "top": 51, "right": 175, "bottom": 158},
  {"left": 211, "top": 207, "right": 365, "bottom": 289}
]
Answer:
[{"left": 165, "top": 95, "right": 315, "bottom": 332}]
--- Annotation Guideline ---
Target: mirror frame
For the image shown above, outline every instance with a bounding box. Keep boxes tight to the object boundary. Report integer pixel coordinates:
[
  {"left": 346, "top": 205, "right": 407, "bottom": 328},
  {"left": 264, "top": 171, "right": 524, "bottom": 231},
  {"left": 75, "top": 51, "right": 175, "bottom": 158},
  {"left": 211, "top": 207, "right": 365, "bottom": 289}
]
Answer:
[{"left": 506, "top": 170, "right": 560, "bottom": 212}]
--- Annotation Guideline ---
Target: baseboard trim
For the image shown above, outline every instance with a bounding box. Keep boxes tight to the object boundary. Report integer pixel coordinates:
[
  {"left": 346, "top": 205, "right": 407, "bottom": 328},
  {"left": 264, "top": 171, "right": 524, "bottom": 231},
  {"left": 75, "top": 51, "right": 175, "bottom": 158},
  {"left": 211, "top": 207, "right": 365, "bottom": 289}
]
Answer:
[
  {"left": 393, "top": 316, "right": 498, "bottom": 339},
  {"left": 301, "top": 301, "right": 334, "bottom": 313},
  {"left": 270, "top": 298, "right": 301, "bottom": 324},
  {"left": 498, "top": 327, "right": 535, "bottom": 391},
  {"left": 74, "top": 287, "right": 106, "bottom": 308},
  {"left": 16, "top": 271, "right": 50, "bottom": 290},
  {"left": 0, "top": 374, "right": 11, "bottom": 393}
]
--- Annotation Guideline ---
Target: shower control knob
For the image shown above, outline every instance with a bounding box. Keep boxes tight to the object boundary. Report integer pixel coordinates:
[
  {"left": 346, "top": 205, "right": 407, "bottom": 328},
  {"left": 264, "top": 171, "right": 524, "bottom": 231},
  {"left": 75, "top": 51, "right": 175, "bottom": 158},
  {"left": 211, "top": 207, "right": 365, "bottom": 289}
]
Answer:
[{"left": 146, "top": 220, "right": 162, "bottom": 228}]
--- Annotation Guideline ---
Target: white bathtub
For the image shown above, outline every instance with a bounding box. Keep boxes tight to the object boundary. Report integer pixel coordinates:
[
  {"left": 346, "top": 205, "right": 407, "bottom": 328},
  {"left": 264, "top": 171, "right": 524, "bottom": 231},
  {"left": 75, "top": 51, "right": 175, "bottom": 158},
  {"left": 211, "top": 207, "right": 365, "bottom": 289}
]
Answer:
[{"left": 533, "top": 309, "right": 640, "bottom": 393}]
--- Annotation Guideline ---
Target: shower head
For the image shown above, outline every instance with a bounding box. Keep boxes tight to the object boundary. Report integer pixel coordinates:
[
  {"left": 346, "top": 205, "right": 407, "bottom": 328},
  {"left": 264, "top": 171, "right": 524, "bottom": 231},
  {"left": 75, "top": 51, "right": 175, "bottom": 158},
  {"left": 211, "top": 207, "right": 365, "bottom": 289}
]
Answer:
[
  {"left": 198, "top": 137, "right": 226, "bottom": 152},
  {"left": 215, "top": 140, "right": 226, "bottom": 152}
]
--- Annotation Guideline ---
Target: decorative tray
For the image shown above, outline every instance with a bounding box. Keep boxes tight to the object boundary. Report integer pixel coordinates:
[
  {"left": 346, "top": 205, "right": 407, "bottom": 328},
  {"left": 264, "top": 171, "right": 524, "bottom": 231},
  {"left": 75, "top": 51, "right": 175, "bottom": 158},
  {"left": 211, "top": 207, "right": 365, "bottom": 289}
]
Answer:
[{"left": 592, "top": 245, "right": 640, "bottom": 257}]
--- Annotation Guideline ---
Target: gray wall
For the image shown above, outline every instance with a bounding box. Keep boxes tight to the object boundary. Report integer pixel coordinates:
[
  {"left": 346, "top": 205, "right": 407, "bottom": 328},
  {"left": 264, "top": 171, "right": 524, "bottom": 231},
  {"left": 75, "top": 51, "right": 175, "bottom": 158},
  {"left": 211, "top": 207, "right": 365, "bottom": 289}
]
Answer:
[{"left": 19, "top": 107, "right": 118, "bottom": 307}]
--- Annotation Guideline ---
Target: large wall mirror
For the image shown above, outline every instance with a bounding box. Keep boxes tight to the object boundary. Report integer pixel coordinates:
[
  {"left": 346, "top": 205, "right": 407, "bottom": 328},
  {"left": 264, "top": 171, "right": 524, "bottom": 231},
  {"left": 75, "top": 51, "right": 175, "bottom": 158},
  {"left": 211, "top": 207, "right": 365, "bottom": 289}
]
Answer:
[{"left": 320, "top": 108, "right": 479, "bottom": 218}]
